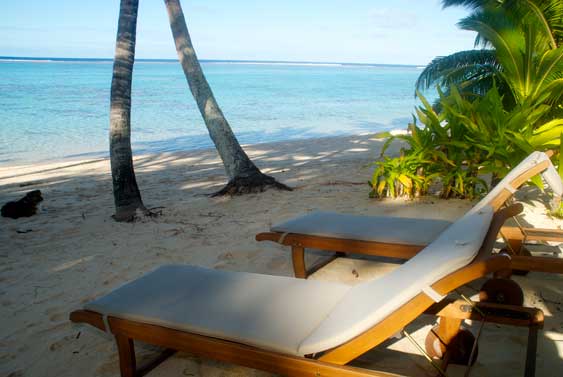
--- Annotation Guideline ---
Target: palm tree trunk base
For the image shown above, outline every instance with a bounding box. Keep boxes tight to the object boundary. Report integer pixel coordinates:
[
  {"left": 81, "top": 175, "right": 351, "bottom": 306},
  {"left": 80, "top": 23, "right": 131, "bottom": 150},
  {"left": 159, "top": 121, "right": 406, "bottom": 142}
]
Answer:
[
  {"left": 112, "top": 204, "right": 162, "bottom": 222},
  {"left": 211, "top": 173, "right": 293, "bottom": 197}
]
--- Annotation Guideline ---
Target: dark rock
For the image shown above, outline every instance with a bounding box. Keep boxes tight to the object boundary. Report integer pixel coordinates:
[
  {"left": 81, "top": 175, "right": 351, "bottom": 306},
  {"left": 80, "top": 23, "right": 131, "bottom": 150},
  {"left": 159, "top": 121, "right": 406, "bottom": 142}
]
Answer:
[{"left": 1, "top": 190, "right": 43, "bottom": 219}]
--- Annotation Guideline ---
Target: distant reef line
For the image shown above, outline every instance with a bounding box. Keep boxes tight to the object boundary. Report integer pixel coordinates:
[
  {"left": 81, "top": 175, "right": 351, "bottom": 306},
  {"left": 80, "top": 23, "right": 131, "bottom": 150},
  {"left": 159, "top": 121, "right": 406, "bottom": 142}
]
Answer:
[{"left": 0, "top": 56, "right": 422, "bottom": 68}]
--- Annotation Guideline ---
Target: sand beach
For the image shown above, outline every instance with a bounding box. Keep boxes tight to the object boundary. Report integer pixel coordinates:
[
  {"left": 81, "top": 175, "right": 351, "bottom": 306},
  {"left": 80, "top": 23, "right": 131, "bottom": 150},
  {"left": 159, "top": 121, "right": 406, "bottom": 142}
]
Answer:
[{"left": 1, "top": 134, "right": 562, "bottom": 377}]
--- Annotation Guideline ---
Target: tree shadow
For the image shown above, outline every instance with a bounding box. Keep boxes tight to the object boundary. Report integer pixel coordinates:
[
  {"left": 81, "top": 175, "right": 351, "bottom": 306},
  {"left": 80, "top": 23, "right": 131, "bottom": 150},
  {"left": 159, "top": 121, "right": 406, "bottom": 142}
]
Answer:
[{"left": 0, "top": 134, "right": 561, "bottom": 376}]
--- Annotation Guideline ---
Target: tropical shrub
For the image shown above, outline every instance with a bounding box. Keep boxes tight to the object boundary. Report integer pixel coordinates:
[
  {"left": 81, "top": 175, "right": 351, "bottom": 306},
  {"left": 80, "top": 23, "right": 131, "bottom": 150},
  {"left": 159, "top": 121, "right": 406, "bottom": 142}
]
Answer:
[
  {"left": 369, "top": 154, "right": 437, "bottom": 199},
  {"left": 370, "top": 85, "right": 563, "bottom": 199},
  {"left": 371, "top": 0, "right": 563, "bottom": 201}
]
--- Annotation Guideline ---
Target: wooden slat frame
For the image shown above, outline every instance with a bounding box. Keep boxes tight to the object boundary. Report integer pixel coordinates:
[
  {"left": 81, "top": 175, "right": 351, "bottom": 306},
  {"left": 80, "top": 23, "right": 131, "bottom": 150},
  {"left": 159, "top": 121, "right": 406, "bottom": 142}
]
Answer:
[
  {"left": 424, "top": 299, "right": 544, "bottom": 328},
  {"left": 70, "top": 310, "right": 401, "bottom": 377},
  {"left": 256, "top": 232, "right": 424, "bottom": 258},
  {"left": 501, "top": 226, "right": 563, "bottom": 243},
  {"left": 510, "top": 255, "right": 563, "bottom": 273}
]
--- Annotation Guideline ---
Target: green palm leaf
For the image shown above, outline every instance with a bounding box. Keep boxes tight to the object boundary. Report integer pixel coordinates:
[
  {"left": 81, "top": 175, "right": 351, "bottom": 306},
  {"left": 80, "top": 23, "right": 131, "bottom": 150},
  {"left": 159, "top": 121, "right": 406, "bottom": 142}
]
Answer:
[{"left": 415, "top": 50, "right": 499, "bottom": 92}]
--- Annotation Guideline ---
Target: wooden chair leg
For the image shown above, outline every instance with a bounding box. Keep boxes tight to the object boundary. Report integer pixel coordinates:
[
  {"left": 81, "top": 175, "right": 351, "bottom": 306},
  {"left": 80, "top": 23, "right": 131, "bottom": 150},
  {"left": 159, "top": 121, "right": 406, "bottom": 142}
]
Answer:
[
  {"left": 500, "top": 227, "right": 525, "bottom": 255},
  {"left": 437, "top": 317, "right": 480, "bottom": 368},
  {"left": 115, "top": 334, "right": 137, "bottom": 377},
  {"left": 525, "top": 326, "right": 538, "bottom": 377},
  {"left": 507, "top": 238, "right": 524, "bottom": 255},
  {"left": 425, "top": 317, "right": 463, "bottom": 369},
  {"left": 291, "top": 246, "right": 307, "bottom": 279},
  {"left": 437, "top": 317, "right": 463, "bottom": 347}
]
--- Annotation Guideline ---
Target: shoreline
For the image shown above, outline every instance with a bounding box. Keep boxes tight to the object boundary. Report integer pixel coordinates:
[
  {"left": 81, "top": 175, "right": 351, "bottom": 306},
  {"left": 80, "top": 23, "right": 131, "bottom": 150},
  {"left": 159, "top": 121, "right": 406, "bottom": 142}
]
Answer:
[
  {"left": 0, "top": 132, "right": 383, "bottom": 175},
  {"left": 1, "top": 129, "right": 414, "bottom": 171}
]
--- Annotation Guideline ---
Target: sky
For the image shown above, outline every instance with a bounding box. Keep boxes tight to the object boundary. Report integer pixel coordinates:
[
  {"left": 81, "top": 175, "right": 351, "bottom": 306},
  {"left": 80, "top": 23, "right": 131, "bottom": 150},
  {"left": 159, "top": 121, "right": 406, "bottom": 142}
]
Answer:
[{"left": 0, "top": 0, "right": 477, "bottom": 65}]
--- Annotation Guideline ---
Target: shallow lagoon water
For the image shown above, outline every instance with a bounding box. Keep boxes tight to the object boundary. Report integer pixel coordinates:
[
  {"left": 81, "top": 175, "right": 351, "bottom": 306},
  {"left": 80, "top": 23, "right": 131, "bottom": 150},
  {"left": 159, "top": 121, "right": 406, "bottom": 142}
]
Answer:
[{"left": 0, "top": 59, "right": 427, "bottom": 165}]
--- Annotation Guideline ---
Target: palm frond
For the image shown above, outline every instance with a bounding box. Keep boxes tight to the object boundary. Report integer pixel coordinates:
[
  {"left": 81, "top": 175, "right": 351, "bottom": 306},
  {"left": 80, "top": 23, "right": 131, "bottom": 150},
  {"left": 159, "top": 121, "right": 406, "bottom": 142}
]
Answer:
[
  {"left": 444, "top": 0, "right": 563, "bottom": 48},
  {"left": 459, "top": 10, "right": 528, "bottom": 98},
  {"left": 533, "top": 47, "right": 563, "bottom": 98},
  {"left": 503, "top": 0, "right": 563, "bottom": 48},
  {"left": 441, "top": 0, "right": 496, "bottom": 10},
  {"left": 415, "top": 50, "right": 498, "bottom": 91}
]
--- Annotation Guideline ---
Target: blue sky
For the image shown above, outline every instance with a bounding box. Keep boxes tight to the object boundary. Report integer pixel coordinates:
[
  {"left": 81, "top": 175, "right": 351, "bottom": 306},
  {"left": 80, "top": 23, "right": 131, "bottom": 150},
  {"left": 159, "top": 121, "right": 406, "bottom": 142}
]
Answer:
[{"left": 0, "top": 0, "right": 476, "bottom": 65}]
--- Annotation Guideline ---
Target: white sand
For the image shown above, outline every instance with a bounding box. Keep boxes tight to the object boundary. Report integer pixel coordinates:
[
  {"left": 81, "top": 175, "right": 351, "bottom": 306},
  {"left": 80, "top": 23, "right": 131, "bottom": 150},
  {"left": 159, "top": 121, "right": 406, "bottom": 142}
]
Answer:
[{"left": 1, "top": 134, "right": 561, "bottom": 377}]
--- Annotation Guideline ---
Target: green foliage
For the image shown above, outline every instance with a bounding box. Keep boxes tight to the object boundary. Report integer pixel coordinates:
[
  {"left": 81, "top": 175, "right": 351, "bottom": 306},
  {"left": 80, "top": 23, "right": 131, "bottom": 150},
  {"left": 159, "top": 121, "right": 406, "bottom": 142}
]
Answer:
[
  {"left": 373, "top": 0, "right": 563, "bottom": 201},
  {"left": 551, "top": 134, "right": 563, "bottom": 218},
  {"left": 416, "top": 0, "right": 563, "bottom": 118},
  {"left": 370, "top": 85, "right": 563, "bottom": 199},
  {"left": 415, "top": 49, "right": 502, "bottom": 99},
  {"left": 369, "top": 154, "right": 437, "bottom": 199},
  {"left": 440, "top": 165, "right": 488, "bottom": 200},
  {"left": 442, "top": 0, "right": 563, "bottom": 48}
]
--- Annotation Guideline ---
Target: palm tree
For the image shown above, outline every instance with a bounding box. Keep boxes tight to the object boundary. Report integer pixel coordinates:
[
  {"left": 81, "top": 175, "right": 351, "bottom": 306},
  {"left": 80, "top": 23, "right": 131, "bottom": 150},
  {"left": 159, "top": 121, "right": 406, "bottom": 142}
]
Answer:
[
  {"left": 458, "top": 8, "right": 563, "bottom": 109},
  {"left": 109, "top": 0, "right": 146, "bottom": 221},
  {"left": 442, "top": 0, "right": 563, "bottom": 47},
  {"left": 416, "top": 0, "right": 563, "bottom": 114},
  {"left": 163, "top": 0, "right": 292, "bottom": 195}
]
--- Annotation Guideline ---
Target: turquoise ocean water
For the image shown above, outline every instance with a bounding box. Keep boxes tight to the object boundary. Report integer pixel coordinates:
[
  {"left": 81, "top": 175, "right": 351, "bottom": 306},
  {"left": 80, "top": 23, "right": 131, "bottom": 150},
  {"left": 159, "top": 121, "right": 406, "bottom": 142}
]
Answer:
[{"left": 0, "top": 58, "right": 427, "bottom": 166}]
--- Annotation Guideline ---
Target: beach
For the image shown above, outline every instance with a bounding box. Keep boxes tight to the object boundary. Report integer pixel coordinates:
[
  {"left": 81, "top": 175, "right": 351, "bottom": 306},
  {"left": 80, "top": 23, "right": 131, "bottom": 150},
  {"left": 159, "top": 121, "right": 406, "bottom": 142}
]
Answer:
[{"left": 1, "top": 134, "right": 562, "bottom": 377}]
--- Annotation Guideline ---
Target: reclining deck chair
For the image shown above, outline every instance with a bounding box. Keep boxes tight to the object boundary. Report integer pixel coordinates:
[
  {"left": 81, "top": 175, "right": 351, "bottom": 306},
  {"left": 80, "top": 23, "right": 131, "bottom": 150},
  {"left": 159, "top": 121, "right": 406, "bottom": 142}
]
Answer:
[
  {"left": 71, "top": 205, "right": 543, "bottom": 377},
  {"left": 257, "top": 152, "right": 563, "bottom": 279}
]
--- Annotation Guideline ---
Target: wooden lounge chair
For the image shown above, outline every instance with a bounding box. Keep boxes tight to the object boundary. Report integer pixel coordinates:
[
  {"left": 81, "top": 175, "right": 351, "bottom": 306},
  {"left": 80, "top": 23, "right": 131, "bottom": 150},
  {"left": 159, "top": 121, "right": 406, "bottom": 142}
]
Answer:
[
  {"left": 256, "top": 152, "right": 563, "bottom": 279},
  {"left": 71, "top": 204, "right": 543, "bottom": 377}
]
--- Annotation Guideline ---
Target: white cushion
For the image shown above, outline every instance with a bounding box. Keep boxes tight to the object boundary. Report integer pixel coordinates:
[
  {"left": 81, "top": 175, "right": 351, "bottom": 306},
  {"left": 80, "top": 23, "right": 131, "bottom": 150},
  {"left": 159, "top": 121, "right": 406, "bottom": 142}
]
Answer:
[
  {"left": 85, "top": 265, "right": 351, "bottom": 355},
  {"left": 272, "top": 211, "right": 451, "bottom": 246},
  {"left": 297, "top": 206, "right": 493, "bottom": 354}
]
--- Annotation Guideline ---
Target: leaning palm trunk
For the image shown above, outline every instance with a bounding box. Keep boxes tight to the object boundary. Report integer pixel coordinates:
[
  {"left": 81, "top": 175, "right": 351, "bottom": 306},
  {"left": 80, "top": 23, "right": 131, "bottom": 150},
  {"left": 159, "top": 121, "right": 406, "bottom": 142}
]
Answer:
[
  {"left": 164, "top": 0, "right": 291, "bottom": 195},
  {"left": 109, "top": 0, "right": 145, "bottom": 221}
]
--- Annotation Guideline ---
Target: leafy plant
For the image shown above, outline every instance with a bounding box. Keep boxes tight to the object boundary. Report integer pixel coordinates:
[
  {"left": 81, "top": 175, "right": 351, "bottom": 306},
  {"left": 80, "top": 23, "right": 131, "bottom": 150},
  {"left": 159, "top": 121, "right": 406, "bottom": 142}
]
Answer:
[
  {"left": 370, "top": 84, "right": 563, "bottom": 199},
  {"left": 550, "top": 134, "right": 563, "bottom": 218},
  {"left": 369, "top": 154, "right": 438, "bottom": 198},
  {"left": 374, "top": 0, "right": 563, "bottom": 201},
  {"left": 440, "top": 165, "right": 488, "bottom": 199}
]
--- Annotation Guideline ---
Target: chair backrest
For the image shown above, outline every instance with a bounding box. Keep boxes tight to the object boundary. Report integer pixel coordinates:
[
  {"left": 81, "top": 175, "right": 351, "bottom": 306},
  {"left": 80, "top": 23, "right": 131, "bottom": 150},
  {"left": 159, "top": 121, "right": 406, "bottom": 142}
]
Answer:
[
  {"left": 298, "top": 206, "right": 494, "bottom": 355},
  {"left": 468, "top": 151, "right": 562, "bottom": 214}
]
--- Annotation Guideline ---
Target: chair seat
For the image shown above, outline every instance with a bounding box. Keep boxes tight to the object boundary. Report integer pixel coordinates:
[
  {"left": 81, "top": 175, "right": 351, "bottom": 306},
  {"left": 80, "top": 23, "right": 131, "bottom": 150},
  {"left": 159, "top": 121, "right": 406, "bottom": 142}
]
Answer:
[
  {"left": 272, "top": 211, "right": 452, "bottom": 246},
  {"left": 85, "top": 265, "right": 352, "bottom": 356}
]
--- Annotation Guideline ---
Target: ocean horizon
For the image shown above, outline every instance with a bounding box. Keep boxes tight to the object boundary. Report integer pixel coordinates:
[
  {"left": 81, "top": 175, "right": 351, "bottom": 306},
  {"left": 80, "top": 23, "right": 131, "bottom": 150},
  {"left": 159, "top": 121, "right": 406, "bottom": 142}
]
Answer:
[
  {"left": 0, "top": 56, "right": 424, "bottom": 68},
  {"left": 0, "top": 56, "right": 429, "bottom": 166}
]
